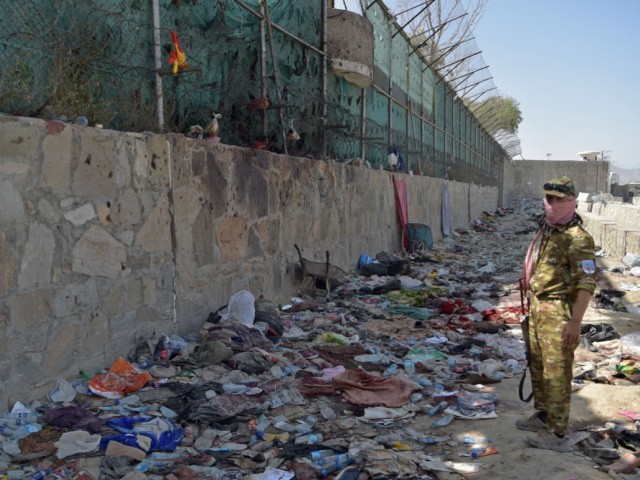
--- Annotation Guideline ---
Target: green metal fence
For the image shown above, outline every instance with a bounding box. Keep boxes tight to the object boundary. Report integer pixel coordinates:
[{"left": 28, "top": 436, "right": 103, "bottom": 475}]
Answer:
[{"left": 0, "top": 0, "right": 506, "bottom": 185}]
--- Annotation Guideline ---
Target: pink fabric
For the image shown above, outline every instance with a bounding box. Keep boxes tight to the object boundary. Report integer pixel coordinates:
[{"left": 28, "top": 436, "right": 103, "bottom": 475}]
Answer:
[
  {"left": 393, "top": 176, "right": 409, "bottom": 250},
  {"left": 543, "top": 196, "right": 576, "bottom": 226}
]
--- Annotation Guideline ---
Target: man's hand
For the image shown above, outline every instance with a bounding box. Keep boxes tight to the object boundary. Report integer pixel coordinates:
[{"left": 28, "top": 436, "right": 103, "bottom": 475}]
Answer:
[
  {"left": 564, "top": 289, "right": 592, "bottom": 348},
  {"left": 563, "top": 320, "right": 581, "bottom": 348}
]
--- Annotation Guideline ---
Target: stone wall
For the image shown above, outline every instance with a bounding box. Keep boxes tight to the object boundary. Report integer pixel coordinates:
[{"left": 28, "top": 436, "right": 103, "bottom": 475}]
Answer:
[{"left": 0, "top": 116, "right": 498, "bottom": 409}]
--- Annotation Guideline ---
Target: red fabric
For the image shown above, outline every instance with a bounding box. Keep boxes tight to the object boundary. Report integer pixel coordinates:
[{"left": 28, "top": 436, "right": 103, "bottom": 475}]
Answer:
[
  {"left": 393, "top": 176, "right": 409, "bottom": 250},
  {"left": 481, "top": 306, "right": 521, "bottom": 324}
]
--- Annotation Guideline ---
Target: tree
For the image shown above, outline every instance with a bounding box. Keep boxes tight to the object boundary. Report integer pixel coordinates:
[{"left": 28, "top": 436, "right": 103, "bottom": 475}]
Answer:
[
  {"left": 470, "top": 95, "right": 523, "bottom": 134},
  {"left": 395, "top": 0, "right": 487, "bottom": 71},
  {"left": 394, "top": 1, "right": 523, "bottom": 135}
]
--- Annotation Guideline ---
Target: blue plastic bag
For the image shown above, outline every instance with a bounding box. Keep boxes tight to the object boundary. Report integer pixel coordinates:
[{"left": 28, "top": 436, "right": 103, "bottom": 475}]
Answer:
[{"left": 99, "top": 416, "right": 184, "bottom": 452}]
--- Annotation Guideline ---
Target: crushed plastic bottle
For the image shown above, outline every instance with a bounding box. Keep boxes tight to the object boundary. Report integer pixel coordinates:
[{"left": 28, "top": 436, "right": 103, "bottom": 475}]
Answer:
[
  {"left": 470, "top": 444, "right": 487, "bottom": 459},
  {"left": 354, "top": 353, "right": 390, "bottom": 365},
  {"left": 403, "top": 360, "right": 416, "bottom": 374},
  {"left": 383, "top": 364, "right": 398, "bottom": 376},
  {"left": 432, "top": 414, "right": 454, "bottom": 428},
  {"left": 256, "top": 415, "right": 270, "bottom": 439},
  {"left": 310, "top": 449, "right": 336, "bottom": 461},
  {"left": 448, "top": 357, "right": 456, "bottom": 370},
  {"left": 295, "top": 433, "right": 323, "bottom": 445},
  {"left": 410, "top": 393, "right": 423, "bottom": 403},
  {"left": 314, "top": 453, "right": 351, "bottom": 476},
  {"left": 320, "top": 406, "right": 337, "bottom": 420},
  {"left": 428, "top": 401, "right": 448, "bottom": 416},
  {"left": 221, "top": 384, "right": 251, "bottom": 394}
]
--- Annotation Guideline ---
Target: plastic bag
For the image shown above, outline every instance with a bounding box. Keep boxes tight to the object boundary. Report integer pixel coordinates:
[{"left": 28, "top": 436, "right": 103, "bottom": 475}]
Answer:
[
  {"left": 619, "top": 332, "right": 640, "bottom": 357},
  {"left": 316, "top": 332, "right": 350, "bottom": 345},
  {"left": 100, "top": 416, "right": 184, "bottom": 452},
  {"left": 88, "top": 357, "right": 152, "bottom": 399},
  {"left": 220, "top": 290, "right": 255, "bottom": 327}
]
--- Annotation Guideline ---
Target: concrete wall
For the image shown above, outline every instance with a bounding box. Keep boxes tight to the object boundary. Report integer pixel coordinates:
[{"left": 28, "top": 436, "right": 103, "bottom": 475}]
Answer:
[
  {"left": 578, "top": 202, "right": 640, "bottom": 258},
  {"left": 0, "top": 116, "right": 498, "bottom": 408},
  {"left": 507, "top": 160, "right": 609, "bottom": 202}
]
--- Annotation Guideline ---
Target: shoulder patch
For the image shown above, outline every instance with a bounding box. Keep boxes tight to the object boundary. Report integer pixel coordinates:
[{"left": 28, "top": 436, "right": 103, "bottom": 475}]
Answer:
[{"left": 581, "top": 259, "right": 596, "bottom": 274}]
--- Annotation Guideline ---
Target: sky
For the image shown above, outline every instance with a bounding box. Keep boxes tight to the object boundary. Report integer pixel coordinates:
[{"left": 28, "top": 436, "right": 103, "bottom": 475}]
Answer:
[
  {"left": 470, "top": 0, "right": 640, "bottom": 169},
  {"left": 383, "top": 0, "right": 640, "bottom": 169}
]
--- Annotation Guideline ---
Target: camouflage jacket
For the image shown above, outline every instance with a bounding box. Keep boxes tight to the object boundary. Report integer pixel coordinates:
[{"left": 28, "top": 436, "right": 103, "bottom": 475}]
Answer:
[{"left": 529, "top": 222, "right": 596, "bottom": 303}]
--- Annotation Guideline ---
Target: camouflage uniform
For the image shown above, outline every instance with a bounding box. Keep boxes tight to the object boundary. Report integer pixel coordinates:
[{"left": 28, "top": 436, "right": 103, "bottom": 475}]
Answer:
[{"left": 528, "top": 220, "right": 596, "bottom": 435}]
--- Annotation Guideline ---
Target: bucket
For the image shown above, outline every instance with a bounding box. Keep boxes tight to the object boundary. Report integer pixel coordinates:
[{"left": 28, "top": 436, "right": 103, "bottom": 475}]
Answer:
[{"left": 406, "top": 223, "right": 433, "bottom": 252}]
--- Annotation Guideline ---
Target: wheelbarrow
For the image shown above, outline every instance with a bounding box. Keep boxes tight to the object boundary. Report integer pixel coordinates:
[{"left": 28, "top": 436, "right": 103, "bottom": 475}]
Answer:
[{"left": 294, "top": 244, "right": 346, "bottom": 297}]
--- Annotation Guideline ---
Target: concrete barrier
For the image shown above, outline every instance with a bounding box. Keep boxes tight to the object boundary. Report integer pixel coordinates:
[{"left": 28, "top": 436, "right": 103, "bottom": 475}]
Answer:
[{"left": 580, "top": 202, "right": 640, "bottom": 258}]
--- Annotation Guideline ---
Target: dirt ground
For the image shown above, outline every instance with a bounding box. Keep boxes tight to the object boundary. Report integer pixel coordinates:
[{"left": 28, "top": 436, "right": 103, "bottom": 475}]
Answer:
[{"left": 413, "top": 233, "right": 640, "bottom": 480}]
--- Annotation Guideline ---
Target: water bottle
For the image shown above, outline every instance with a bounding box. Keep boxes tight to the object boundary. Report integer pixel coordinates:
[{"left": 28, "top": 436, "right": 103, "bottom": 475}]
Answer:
[
  {"left": 316, "top": 453, "right": 351, "bottom": 476},
  {"left": 9, "top": 423, "right": 41, "bottom": 440},
  {"left": 447, "top": 357, "right": 456, "bottom": 370},
  {"left": 383, "top": 364, "right": 398, "bottom": 376},
  {"left": 428, "top": 401, "right": 448, "bottom": 417},
  {"left": 410, "top": 393, "right": 423, "bottom": 403},
  {"left": 320, "top": 406, "right": 336, "bottom": 420},
  {"left": 310, "top": 449, "right": 335, "bottom": 461},
  {"left": 403, "top": 360, "right": 416, "bottom": 375},
  {"left": 256, "top": 415, "right": 270, "bottom": 439},
  {"left": 470, "top": 444, "right": 487, "bottom": 459},
  {"left": 294, "top": 433, "right": 323, "bottom": 445},
  {"left": 221, "top": 384, "right": 249, "bottom": 394}
]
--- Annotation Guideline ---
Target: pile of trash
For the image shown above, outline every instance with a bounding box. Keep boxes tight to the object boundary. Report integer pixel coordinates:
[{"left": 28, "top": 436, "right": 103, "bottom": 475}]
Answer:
[{"left": 1, "top": 201, "right": 639, "bottom": 479}]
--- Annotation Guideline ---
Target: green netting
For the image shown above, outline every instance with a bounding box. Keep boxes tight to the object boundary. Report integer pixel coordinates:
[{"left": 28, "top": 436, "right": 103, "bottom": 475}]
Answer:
[{"left": 0, "top": 0, "right": 505, "bottom": 184}]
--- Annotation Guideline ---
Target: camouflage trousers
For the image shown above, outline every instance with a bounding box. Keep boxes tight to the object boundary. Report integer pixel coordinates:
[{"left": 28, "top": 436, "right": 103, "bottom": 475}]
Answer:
[{"left": 528, "top": 296, "right": 578, "bottom": 435}]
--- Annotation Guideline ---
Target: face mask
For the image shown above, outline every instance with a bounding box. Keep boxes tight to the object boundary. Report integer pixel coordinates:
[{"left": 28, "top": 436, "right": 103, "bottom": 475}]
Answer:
[{"left": 543, "top": 196, "right": 576, "bottom": 226}]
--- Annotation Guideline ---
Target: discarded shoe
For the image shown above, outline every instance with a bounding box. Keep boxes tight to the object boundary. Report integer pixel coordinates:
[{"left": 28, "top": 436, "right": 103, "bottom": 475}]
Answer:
[
  {"left": 524, "top": 431, "right": 574, "bottom": 452},
  {"left": 579, "top": 337, "right": 598, "bottom": 352},
  {"left": 515, "top": 412, "right": 547, "bottom": 432}
]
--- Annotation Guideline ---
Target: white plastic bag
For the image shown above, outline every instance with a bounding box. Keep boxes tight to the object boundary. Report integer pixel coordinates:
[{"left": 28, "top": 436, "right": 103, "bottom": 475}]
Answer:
[
  {"left": 619, "top": 332, "right": 640, "bottom": 357},
  {"left": 220, "top": 290, "right": 255, "bottom": 327}
]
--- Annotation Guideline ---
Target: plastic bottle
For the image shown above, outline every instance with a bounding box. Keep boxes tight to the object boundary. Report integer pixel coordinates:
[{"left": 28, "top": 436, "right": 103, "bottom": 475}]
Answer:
[
  {"left": 448, "top": 357, "right": 456, "bottom": 370},
  {"left": 403, "top": 360, "right": 416, "bottom": 375},
  {"left": 310, "top": 449, "right": 335, "bottom": 461},
  {"left": 375, "top": 434, "right": 403, "bottom": 445},
  {"left": 221, "top": 384, "right": 250, "bottom": 394},
  {"left": 8, "top": 423, "right": 41, "bottom": 440},
  {"left": 428, "top": 400, "right": 448, "bottom": 416},
  {"left": 432, "top": 383, "right": 444, "bottom": 395},
  {"left": 470, "top": 444, "right": 487, "bottom": 459},
  {"left": 320, "top": 406, "right": 336, "bottom": 420},
  {"left": 410, "top": 393, "right": 423, "bottom": 403},
  {"left": 383, "top": 364, "right": 398, "bottom": 376},
  {"left": 315, "top": 453, "right": 351, "bottom": 476},
  {"left": 354, "top": 353, "right": 390, "bottom": 365},
  {"left": 255, "top": 415, "right": 270, "bottom": 439},
  {"left": 432, "top": 414, "right": 454, "bottom": 428},
  {"left": 295, "top": 433, "right": 323, "bottom": 445}
]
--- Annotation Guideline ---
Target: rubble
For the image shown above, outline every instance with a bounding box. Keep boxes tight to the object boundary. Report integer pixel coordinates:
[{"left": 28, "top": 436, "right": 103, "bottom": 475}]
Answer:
[{"left": 1, "top": 199, "right": 639, "bottom": 479}]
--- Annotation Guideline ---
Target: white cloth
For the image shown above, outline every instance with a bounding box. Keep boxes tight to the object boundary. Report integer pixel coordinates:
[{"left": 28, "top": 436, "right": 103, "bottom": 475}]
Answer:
[{"left": 55, "top": 430, "right": 101, "bottom": 459}]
